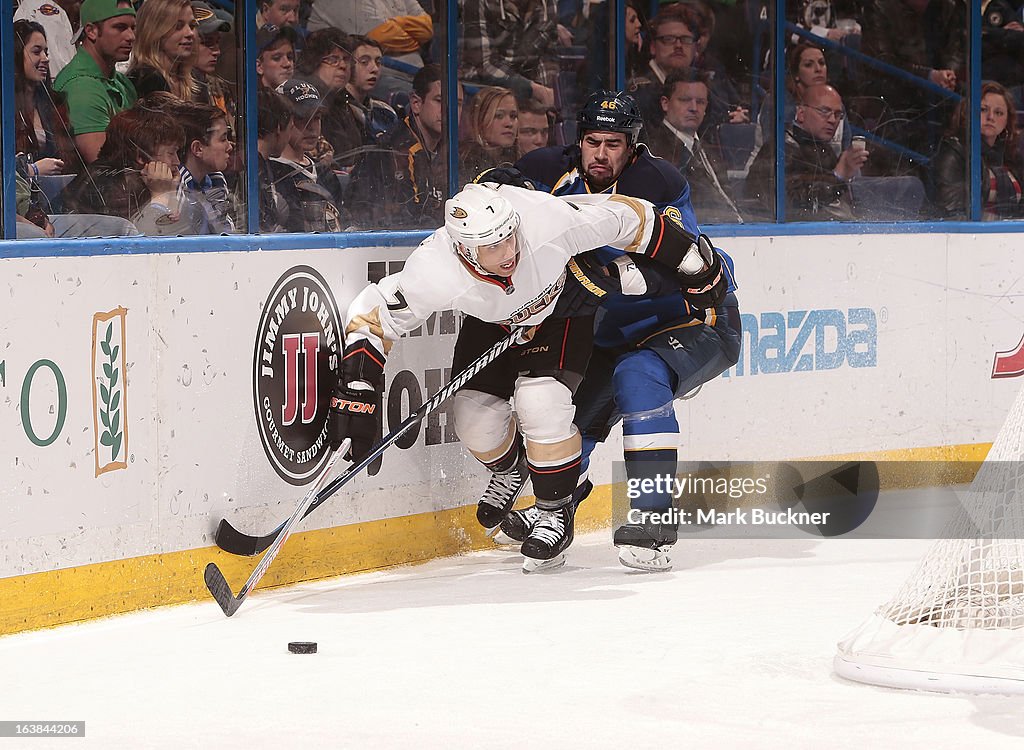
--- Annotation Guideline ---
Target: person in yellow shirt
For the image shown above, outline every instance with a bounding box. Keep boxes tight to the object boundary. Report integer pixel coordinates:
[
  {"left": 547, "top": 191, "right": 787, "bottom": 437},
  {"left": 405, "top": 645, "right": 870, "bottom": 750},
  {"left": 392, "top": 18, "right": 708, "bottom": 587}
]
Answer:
[{"left": 306, "top": 0, "right": 432, "bottom": 98}]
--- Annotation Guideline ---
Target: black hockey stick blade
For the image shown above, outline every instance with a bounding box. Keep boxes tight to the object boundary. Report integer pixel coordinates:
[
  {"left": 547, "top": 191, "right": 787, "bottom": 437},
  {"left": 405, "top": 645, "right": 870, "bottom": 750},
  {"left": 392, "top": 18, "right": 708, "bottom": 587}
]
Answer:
[
  {"left": 215, "top": 517, "right": 286, "bottom": 557},
  {"left": 204, "top": 562, "right": 243, "bottom": 617},
  {"left": 205, "top": 445, "right": 349, "bottom": 618}
]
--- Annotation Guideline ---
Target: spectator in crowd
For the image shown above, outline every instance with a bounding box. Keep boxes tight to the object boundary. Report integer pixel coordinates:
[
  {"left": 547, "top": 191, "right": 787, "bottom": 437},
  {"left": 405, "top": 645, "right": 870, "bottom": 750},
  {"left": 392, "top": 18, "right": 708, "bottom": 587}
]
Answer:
[
  {"left": 256, "top": 23, "right": 298, "bottom": 90},
  {"left": 127, "top": 0, "right": 197, "bottom": 100},
  {"left": 624, "top": 0, "right": 650, "bottom": 80},
  {"left": 15, "top": 0, "right": 77, "bottom": 77},
  {"left": 861, "top": 0, "right": 965, "bottom": 150},
  {"left": 256, "top": 88, "right": 291, "bottom": 231},
  {"left": 746, "top": 83, "right": 868, "bottom": 220},
  {"left": 296, "top": 27, "right": 351, "bottom": 100},
  {"left": 787, "top": 0, "right": 858, "bottom": 45},
  {"left": 15, "top": 167, "right": 140, "bottom": 239},
  {"left": 347, "top": 63, "right": 464, "bottom": 228},
  {"left": 646, "top": 70, "right": 744, "bottom": 223},
  {"left": 981, "top": 0, "right": 1024, "bottom": 90},
  {"left": 15, "top": 170, "right": 56, "bottom": 238},
  {"left": 293, "top": 27, "right": 354, "bottom": 173},
  {"left": 863, "top": 0, "right": 964, "bottom": 92},
  {"left": 459, "top": 86, "right": 519, "bottom": 183},
  {"left": 932, "top": 81, "right": 1023, "bottom": 219},
  {"left": 628, "top": 3, "right": 748, "bottom": 136},
  {"left": 580, "top": 0, "right": 649, "bottom": 91},
  {"left": 690, "top": 0, "right": 747, "bottom": 112},
  {"left": 746, "top": 41, "right": 850, "bottom": 174},
  {"left": 270, "top": 79, "right": 344, "bottom": 232},
  {"left": 786, "top": 0, "right": 863, "bottom": 93},
  {"left": 63, "top": 104, "right": 203, "bottom": 234},
  {"left": 191, "top": 2, "right": 235, "bottom": 119},
  {"left": 257, "top": 0, "right": 299, "bottom": 29},
  {"left": 306, "top": 0, "right": 433, "bottom": 97},
  {"left": 54, "top": 0, "right": 137, "bottom": 165},
  {"left": 174, "top": 101, "right": 237, "bottom": 233},
  {"left": 516, "top": 99, "right": 551, "bottom": 158},
  {"left": 15, "top": 20, "right": 72, "bottom": 183},
  {"left": 461, "top": 0, "right": 560, "bottom": 108},
  {"left": 344, "top": 36, "right": 399, "bottom": 142}
]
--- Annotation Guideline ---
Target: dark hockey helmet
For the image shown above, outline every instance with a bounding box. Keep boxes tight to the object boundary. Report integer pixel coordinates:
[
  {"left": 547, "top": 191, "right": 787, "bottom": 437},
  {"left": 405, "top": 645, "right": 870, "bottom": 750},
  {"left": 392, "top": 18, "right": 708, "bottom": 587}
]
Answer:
[{"left": 576, "top": 90, "right": 644, "bottom": 147}]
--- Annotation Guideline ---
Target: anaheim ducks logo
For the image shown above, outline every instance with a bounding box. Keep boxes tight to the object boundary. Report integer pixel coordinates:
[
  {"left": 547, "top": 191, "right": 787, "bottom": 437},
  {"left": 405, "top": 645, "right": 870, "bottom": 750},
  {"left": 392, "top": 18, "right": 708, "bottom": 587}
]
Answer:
[{"left": 450, "top": 207, "right": 468, "bottom": 219}]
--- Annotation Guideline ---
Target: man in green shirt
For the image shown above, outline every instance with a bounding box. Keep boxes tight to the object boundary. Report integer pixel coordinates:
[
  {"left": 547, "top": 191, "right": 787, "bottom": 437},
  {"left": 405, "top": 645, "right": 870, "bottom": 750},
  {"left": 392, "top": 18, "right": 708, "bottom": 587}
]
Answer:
[{"left": 54, "top": 0, "right": 137, "bottom": 165}]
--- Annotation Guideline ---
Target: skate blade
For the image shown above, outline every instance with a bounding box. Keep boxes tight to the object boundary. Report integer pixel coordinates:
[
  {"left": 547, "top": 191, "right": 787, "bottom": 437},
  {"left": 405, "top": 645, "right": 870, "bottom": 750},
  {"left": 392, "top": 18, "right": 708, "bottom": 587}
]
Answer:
[
  {"left": 522, "top": 553, "right": 566, "bottom": 574},
  {"left": 483, "top": 524, "right": 501, "bottom": 538},
  {"left": 492, "top": 529, "right": 520, "bottom": 545},
  {"left": 617, "top": 545, "right": 673, "bottom": 572}
]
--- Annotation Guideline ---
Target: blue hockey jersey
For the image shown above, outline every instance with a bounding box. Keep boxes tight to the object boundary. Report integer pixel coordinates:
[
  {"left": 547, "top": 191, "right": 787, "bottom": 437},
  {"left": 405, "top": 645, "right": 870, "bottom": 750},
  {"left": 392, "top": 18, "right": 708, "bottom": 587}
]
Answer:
[{"left": 515, "top": 144, "right": 738, "bottom": 348}]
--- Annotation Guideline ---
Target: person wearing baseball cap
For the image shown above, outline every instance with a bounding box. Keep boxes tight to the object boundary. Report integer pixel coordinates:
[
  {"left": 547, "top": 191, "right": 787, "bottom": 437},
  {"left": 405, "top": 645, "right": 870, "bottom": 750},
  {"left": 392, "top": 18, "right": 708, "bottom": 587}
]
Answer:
[
  {"left": 70, "top": 0, "right": 136, "bottom": 44},
  {"left": 269, "top": 78, "right": 343, "bottom": 233},
  {"left": 191, "top": 2, "right": 235, "bottom": 116},
  {"left": 192, "top": 2, "right": 232, "bottom": 36},
  {"left": 256, "top": 24, "right": 298, "bottom": 90},
  {"left": 54, "top": 0, "right": 137, "bottom": 164}
]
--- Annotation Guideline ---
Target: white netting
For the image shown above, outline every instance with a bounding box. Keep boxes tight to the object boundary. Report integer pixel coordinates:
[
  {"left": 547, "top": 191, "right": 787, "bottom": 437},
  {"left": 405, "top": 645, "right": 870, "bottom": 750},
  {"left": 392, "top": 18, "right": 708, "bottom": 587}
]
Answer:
[{"left": 835, "top": 385, "right": 1024, "bottom": 693}]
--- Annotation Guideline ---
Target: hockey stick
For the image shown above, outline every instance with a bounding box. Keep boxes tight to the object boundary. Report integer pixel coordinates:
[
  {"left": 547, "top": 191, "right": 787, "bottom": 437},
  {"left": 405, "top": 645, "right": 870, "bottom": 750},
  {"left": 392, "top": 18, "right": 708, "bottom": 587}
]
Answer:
[
  {"left": 210, "top": 330, "right": 516, "bottom": 559},
  {"left": 204, "top": 439, "right": 349, "bottom": 617},
  {"left": 205, "top": 333, "right": 515, "bottom": 615}
]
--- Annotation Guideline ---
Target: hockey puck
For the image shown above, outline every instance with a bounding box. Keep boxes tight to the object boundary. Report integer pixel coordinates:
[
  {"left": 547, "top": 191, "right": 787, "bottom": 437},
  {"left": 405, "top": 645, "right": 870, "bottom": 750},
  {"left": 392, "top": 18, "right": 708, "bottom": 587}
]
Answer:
[{"left": 287, "top": 641, "right": 317, "bottom": 654}]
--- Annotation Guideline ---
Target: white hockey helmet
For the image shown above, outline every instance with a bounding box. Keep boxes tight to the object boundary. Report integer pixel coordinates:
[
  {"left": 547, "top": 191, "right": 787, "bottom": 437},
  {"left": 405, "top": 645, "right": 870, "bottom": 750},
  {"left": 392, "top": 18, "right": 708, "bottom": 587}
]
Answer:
[{"left": 445, "top": 184, "right": 520, "bottom": 270}]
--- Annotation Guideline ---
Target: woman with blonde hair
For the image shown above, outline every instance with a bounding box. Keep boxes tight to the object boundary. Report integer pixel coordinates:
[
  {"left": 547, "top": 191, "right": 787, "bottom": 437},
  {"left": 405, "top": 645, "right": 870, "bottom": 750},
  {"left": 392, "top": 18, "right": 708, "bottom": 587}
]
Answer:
[
  {"left": 128, "top": 0, "right": 198, "bottom": 101},
  {"left": 459, "top": 86, "right": 519, "bottom": 184}
]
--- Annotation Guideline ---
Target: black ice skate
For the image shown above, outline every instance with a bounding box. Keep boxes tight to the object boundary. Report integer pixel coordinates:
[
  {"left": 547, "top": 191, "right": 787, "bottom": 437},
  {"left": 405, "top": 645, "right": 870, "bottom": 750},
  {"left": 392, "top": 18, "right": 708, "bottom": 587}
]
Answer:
[
  {"left": 614, "top": 512, "right": 678, "bottom": 572},
  {"left": 521, "top": 504, "right": 575, "bottom": 573},
  {"left": 476, "top": 457, "right": 528, "bottom": 533},
  {"left": 497, "top": 479, "right": 593, "bottom": 544}
]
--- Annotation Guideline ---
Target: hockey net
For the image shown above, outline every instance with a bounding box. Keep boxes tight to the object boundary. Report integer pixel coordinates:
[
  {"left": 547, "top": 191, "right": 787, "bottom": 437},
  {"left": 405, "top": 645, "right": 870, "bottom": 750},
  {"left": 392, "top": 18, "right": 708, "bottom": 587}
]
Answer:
[{"left": 834, "top": 386, "right": 1024, "bottom": 694}]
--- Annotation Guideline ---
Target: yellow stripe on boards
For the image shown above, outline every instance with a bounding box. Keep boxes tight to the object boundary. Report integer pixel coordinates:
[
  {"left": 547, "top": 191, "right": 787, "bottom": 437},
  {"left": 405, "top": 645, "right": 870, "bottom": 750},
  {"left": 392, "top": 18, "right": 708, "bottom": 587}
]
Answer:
[
  {"left": 0, "top": 505, "right": 494, "bottom": 636},
  {"left": 0, "top": 442, "right": 993, "bottom": 636}
]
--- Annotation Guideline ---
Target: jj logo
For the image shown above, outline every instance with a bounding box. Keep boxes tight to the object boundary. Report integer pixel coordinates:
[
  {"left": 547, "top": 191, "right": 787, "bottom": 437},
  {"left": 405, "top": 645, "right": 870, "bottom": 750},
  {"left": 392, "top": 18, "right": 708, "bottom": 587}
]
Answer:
[
  {"left": 281, "top": 333, "right": 320, "bottom": 425},
  {"left": 253, "top": 267, "right": 341, "bottom": 485}
]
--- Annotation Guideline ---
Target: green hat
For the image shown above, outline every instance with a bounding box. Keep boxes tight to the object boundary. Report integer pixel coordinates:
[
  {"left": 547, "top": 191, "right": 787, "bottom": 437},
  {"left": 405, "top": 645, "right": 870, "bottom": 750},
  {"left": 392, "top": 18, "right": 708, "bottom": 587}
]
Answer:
[{"left": 73, "top": 0, "right": 137, "bottom": 44}]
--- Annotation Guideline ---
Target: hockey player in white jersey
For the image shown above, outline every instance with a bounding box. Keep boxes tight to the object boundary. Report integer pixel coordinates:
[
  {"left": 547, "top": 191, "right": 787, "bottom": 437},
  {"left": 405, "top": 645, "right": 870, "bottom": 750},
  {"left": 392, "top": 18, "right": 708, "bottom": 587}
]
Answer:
[{"left": 329, "top": 181, "right": 724, "bottom": 572}]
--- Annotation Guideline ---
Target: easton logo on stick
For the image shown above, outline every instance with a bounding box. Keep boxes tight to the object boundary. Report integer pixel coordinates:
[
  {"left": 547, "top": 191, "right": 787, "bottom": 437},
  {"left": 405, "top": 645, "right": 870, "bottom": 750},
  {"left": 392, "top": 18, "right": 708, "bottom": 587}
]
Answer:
[{"left": 253, "top": 266, "right": 342, "bottom": 485}]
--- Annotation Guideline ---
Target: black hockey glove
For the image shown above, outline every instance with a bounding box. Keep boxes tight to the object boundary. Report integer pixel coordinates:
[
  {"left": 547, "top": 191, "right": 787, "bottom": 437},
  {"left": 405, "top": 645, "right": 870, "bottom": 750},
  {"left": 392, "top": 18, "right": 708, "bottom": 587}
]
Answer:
[
  {"left": 677, "top": 234, "right": 727, "bottom": 309},
  {"left": 330, "top": 340, "right": 386, "bottom": 461},
  {"left": 473, "top": 166, "right": 536, "bottom": 190},
  {"left": 551, "top": 252, "right": 620, "bottom": 317},
  {"left": 329, "top": 385, "right": 380, "bottom": 462},
  {"left": 641, "top": 210, "right": 719, "bottom": 279}
]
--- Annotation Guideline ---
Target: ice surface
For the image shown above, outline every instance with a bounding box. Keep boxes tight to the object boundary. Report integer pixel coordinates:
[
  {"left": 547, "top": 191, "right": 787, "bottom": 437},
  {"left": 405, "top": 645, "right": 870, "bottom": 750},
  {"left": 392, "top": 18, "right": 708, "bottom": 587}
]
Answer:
[{"left": 2, "top": 532, "right": 1024, "bottom": 749}]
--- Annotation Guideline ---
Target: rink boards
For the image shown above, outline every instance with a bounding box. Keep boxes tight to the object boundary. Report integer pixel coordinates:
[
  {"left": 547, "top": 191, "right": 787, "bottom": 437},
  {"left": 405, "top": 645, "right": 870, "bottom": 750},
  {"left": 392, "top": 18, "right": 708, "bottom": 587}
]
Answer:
[{"left": 1, "top": 232, "right": 1022, "bottom": 633}]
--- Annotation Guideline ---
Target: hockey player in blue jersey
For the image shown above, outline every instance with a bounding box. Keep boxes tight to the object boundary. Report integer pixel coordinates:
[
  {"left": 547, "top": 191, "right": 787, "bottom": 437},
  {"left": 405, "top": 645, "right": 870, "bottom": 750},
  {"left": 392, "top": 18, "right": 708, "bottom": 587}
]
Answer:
[{"left": 505, "top": 90, "right": 742, "bottom": 571}]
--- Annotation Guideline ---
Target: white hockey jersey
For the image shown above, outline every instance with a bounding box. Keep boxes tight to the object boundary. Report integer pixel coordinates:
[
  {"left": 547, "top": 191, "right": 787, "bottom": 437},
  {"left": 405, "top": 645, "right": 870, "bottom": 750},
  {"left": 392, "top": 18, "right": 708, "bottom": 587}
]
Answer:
[{"left": 343, "top": 186, "right": 661, "bottom": 356}]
